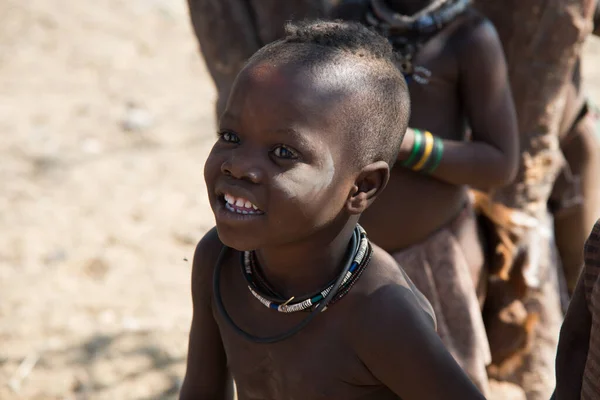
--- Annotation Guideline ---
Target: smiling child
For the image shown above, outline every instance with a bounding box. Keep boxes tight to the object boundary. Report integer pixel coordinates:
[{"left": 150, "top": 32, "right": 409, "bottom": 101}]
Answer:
[{"left": 180, "top": 19, "right": 486, "bottom": 400}]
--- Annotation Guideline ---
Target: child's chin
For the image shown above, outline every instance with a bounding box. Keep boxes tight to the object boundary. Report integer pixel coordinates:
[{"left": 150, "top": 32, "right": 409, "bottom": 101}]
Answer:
[{"left": 215, "top": 225, "right": 260, "bottom": 252}]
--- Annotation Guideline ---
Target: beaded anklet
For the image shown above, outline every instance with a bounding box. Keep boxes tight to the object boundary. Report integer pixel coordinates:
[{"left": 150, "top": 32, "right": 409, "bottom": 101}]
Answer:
[{"left": 402, "top": 129, "right": 444, "bottom": 174}]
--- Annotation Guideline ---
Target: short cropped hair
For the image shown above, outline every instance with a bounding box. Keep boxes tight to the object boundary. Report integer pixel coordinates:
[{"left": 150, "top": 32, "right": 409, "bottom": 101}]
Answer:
[{"left": 246, "top": 19, "right": 410, "bottom": 168}]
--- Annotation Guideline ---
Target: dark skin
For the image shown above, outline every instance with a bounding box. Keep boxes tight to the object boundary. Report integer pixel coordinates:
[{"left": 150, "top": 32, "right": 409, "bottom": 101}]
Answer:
[
  {"left": 332, "top": 1, "right": 519, "bottom": 252},
  {"left": 180, "top": 57, "right": 485, "bottom": 399}
]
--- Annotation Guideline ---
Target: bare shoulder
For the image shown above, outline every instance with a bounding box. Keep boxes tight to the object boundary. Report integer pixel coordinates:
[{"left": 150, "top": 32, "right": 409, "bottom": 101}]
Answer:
[
  {"left": 354, "top": 245, "right": 436, "bottom": 331},
  {"left": 345, "top": 247, "right": 484, "bottom": 399},
  {"left": 191, "top": 227, "right": 225, "bottom": 300},
  {"left": 450, "top": 9, "right": 502, "bottom": 54}
]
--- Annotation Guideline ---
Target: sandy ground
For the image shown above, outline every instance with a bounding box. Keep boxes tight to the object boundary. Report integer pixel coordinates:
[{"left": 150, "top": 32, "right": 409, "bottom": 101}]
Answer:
[{"left": 1, "top": 1, "right": 599, "bottom": 399}]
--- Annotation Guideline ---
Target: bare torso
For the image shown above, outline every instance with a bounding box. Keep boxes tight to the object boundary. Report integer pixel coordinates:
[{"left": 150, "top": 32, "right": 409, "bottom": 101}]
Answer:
[
  {"left": 353, "top": 8, "right": 480, "bottom": 251},
  {"left": 213, "top": 242, "right": 433, "bottom": 400}
]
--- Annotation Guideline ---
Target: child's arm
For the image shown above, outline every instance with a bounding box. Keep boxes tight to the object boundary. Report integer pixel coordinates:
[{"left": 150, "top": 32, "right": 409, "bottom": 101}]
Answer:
[
  {"left": 180, "top": 228, "right": 234, "bottom": 400},
  {"left": 399, "top": 17, "right": 519, "bottom": 190},
  {"left": 553, "top": 273, "right": 592, "bottom": 399},
  {"left": 351, "top": 286, "right": 486, "bottom": 399}
]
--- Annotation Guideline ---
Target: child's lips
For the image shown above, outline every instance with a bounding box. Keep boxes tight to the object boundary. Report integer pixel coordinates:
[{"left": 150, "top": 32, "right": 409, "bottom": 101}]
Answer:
[
  {"left": 215, "top": 180, "right": 264, "bottom": 207},
  {"left": 214, "top": 197, "right": 265, "bottom": 224},
  {"left": 223, "top": 193, "right": 264, "bottom": 215}
]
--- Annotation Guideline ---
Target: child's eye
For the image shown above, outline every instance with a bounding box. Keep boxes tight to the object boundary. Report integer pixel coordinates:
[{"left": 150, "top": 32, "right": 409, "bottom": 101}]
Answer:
[
  {"left": 272, "top": 145, "right": 298, "bottom": 160},
  {"left": 218, "top": 131, "right": 240, "bottom": 143}
]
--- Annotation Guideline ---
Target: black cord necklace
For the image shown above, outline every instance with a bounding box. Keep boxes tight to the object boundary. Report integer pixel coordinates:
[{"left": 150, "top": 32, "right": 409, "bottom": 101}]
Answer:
[
  {"left": 212, "top": 227, "right": 360, "bottom": 344},
  {"left": 366, "top": 0, "right": 471, "bottom": 76}
]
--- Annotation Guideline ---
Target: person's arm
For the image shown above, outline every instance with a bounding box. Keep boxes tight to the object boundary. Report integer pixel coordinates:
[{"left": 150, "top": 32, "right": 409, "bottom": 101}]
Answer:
[
  {"left": 399, "top": 18, "right": 519, "bottom": 190},
  {"left": 553, "top": 273, "right": 592, "bottom": 400},
  {"left": 180, "top": 228, "right": 234, "bottom": 400},
  {"left": 351, "top": 285, "right": 486, "bottom": 399}
]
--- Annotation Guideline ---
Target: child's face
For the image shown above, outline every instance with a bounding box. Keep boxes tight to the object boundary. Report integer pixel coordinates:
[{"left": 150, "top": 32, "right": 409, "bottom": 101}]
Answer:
[{"left": 204, "top": 62, "right": 356, "bottom": 250}]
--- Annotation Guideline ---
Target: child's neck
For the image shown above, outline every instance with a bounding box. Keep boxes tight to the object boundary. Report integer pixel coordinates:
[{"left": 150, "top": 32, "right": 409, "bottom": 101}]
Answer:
[
  {"left": 254, "top": 221, "right": 358, "bottom": 298},
  {"left": 384, "top": 0, "right": 437, "bottom": 15}
]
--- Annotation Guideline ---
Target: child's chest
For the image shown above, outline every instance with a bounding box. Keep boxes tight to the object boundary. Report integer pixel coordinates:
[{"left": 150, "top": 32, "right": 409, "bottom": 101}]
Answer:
[
  {"left": 394, "top": 34, "right": 458, "bottom": 90},
  {"left": 390, "top": 32, "right": 466, "bottom": 139},
  {"left": 212, "top": 266, "right": 387, "bottom": 399},
  {"left": 220, "top": 326, "right": 373, "bottom": 399}
]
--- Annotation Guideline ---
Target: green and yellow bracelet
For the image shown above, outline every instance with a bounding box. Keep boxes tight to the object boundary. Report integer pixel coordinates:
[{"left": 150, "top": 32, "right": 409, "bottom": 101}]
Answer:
[{"left": 402, "top": 129, "right": 444, "bottom": 174}]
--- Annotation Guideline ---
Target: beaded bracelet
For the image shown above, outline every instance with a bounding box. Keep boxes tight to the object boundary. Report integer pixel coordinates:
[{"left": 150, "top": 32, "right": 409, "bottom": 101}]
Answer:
[{"left": 402, "top": 129, "right": 444, "bottom": 174}]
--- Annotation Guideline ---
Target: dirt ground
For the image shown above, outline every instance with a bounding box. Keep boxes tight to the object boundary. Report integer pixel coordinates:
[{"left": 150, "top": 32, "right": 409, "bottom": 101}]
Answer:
[{"left": 1, "top": 1, "right": 599, "bottom": 399}]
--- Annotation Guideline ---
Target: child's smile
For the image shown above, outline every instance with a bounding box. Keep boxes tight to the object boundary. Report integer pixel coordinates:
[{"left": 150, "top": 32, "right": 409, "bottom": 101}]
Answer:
[
  {"left": 203, "top": 60, "right": 357, "bottom": 251},
  {"left": 223, "top": 193, "right": 262, "bottom": 215},
  {"left": 211, "top": 179, "right": 267, "bottom": 224}
]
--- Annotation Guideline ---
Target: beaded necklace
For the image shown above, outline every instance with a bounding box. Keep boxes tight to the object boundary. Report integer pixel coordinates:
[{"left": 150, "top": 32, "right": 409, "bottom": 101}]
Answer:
[
  {"left": 242, "top": 225, "right": 371, "bottom": 313},
  {"left": 213, "top": 225, "right": 372, "bottom": 343},
  {"left": 370, "top": 0, "right": 450, "bottom": 29},
  {"left": 366, "top": 0, "right": 471, "bottom": 76}
]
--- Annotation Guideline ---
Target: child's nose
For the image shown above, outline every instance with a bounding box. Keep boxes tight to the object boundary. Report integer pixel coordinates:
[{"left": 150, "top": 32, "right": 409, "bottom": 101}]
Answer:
[{"left": 220, "top": 153, "right": 262, "bottom": 184}]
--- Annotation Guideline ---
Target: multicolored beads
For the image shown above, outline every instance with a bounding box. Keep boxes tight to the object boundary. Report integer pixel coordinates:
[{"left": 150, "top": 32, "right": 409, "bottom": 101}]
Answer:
[{"left": 241, "top": 225, "right": 372, "bottom": 313}]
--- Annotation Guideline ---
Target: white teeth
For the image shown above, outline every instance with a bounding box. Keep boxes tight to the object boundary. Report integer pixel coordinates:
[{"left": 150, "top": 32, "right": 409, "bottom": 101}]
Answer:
[{"left": 223, "top": 193, "right": 261, "bottom": 213}]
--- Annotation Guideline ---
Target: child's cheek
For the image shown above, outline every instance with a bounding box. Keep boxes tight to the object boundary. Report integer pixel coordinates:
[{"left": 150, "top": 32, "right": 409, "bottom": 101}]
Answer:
[
  {"left": 203, "top": 151, "right": 218, "bottom": 188},
  {"left": 274, "top": 158, "right": 335, "bottom": 205}
]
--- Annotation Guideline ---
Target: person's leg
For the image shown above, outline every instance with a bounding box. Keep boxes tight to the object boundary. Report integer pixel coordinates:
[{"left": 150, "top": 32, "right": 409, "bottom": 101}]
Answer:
[{"left": 553, "top": 109, "right": 600, "bottom": 293}]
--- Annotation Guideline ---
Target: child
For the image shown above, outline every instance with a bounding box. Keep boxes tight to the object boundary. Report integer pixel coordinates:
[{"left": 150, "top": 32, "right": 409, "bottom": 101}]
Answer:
[
  {"left": 180, "top": 20, "right": 485, "bottom": 400},
  {"left": 551, "top": 218, "right": 600, "bottom": 399},
  {"left": 331, "top": 0, "right": 519, "bottom": 395}
]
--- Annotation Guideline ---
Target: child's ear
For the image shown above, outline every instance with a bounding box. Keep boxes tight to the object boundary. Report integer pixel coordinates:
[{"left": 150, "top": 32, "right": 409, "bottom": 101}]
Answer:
[{"left": 346, "top": 161, "right": 390, "bottom": 215}]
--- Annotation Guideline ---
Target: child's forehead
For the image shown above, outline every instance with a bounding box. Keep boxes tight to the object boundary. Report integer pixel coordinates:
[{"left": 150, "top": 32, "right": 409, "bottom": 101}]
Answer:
[
  {"left": 241, "top": 61, "right": 314, "bottom": 93},
  {"left": 234, "top": 65, "right": 323, "bottom": 115},
  {"left": 228, "top": 60, "right": 367, "bottom": 144},
  {"left": 238, "top": 61, "right": 365, "bottom": 113},
  {"left": 244, "top": 61, "right": 287, "bottom": 81}
]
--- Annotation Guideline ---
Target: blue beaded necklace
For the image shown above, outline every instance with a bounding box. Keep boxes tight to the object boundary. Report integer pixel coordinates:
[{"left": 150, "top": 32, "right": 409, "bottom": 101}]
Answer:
[
  {"left": 212, "top": 225, "right": 372, "bottom": 343},
  {"left": 366, "top": 0, "right": 471, "bottom": 76},
  {"left": 242, "top": 225, "right": 371, "bottom": 313}
]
